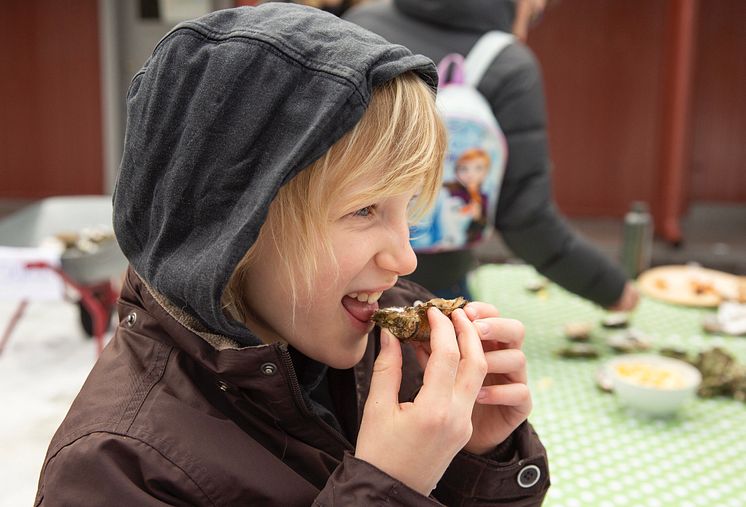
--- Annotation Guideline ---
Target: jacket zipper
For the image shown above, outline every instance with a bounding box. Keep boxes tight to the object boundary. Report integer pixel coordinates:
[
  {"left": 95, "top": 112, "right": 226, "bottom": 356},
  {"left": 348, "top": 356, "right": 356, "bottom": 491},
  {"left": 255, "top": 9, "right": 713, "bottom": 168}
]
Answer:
[{"left": 277, "top": 343, "right": 353, "bottom": 452}]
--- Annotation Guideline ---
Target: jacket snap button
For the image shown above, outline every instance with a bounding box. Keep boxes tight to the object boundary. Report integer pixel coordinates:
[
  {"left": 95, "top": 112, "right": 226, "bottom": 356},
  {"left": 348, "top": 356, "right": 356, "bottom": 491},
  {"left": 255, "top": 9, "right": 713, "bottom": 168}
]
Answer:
[
  {"left": 260, "top": 363, "right": 277, "bottom": 376},
  {"left": 517, "top": 464, "right": 541, "bottom": 488},
  {"left": 217, "top": 380, "right": 230, "bottom": 392},
  {"left": 125, "top": 311, "right": 137, "bottom": 327}
]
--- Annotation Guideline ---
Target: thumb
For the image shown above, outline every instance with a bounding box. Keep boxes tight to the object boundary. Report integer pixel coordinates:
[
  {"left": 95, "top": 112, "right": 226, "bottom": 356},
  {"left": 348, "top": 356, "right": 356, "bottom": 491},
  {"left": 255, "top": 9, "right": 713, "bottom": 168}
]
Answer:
[{"left": 366, "top": 329, "right": 403, "bottom": 410}]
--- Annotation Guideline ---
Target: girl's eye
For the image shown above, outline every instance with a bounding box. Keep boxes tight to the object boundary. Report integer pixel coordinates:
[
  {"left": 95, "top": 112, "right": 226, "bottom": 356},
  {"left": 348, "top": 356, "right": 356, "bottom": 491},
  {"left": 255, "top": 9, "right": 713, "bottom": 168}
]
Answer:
[{"left": 352, "top": 205, "right": 376, "bottom": 218}]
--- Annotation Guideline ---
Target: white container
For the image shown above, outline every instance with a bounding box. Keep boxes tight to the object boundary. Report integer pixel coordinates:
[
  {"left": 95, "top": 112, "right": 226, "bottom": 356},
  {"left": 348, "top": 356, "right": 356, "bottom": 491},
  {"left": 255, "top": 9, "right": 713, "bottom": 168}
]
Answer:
[{"left": 608, "top": 354, "right": 701, "bottom": 417}]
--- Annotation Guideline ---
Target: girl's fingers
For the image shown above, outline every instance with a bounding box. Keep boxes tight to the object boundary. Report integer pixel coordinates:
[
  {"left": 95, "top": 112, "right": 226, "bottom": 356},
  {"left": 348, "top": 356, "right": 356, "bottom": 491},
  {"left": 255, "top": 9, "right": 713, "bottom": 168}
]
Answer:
[
  {"left": 366, "top": 329, "right": 404, "bottom": 411},
  {"left": 484, "top": 348, "right": 527, "bottom": 383},
  {"left": 417, "top": 307, "right": 460, "bottom": 405},
  {"left": 476, "top": 382, "right": 532, "bottom": 407},
  {"left": 451, "top": 309, "right": 488, "bottom": 398},
  {"left": 474, "top": 317, "right": 525, "bottom": 349},
  {"left": 464, "top": 301, "right": 499, "bottom": 320}
]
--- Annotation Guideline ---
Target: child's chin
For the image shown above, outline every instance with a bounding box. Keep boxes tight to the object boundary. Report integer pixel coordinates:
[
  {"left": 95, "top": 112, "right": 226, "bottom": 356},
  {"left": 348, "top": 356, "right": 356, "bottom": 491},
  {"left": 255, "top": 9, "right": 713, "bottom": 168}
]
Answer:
[{"left": 327, "top": 340, "right": 368, "bottom": 369}]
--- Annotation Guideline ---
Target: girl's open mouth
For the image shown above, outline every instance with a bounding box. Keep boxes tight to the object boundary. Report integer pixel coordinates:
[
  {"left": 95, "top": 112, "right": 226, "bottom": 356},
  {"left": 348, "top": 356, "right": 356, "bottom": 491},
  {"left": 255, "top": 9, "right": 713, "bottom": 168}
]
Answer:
[{"left": 342, "top": 295, "right": 379, "bottom": 326}]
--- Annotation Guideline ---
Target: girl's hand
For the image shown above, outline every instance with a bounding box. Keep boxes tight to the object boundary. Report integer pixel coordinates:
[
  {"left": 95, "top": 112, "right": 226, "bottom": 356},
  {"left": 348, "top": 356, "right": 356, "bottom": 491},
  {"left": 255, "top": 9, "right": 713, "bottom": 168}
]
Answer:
[
  {"left": 458, "top": 302, "right": 531, "bottom": 455},
  {"left": 410, "top": 302, "right": 531, "bottom": 455},
  {"left": 355, "top": 307, "right": 487, "bottom": 496}
]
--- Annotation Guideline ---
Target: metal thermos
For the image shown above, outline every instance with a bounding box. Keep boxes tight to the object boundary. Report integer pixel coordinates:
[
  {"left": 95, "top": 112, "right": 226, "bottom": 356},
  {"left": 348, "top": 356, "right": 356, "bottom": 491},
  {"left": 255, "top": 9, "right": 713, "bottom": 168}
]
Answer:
[{"left": 621, "top": 201, "right": 653, "bottom": 279}]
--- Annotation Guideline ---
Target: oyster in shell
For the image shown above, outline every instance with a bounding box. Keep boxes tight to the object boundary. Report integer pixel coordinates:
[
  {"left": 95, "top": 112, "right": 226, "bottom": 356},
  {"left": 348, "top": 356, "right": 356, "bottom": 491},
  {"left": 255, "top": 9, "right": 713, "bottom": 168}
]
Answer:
[
  {"left": 371, "top": 297, "right": 468, "bottom": 342},
  {"left": 555, "top": 343, "right": 600, "bottom": 359},
  {"left": 563, "top": 322, "right": 593, "bottom": 341},
  {"left": 606, "top": 329, "right": 652, "bottom": 353},
  {"left": 601, "top": 312, "right": 630, "bottom": 329}
]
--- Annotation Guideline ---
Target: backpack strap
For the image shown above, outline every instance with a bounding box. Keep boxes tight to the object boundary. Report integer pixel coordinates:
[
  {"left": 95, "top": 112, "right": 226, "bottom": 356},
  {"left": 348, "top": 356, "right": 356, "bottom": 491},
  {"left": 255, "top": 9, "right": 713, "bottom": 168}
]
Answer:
[{"left": 464, "top": 31, "right": 515, "bottom": 86}]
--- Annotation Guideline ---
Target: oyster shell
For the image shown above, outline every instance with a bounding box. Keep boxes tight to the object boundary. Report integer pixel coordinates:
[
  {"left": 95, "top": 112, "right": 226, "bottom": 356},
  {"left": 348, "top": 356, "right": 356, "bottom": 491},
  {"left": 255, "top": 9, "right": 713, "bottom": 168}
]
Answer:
[
  {"left": 606, "top": 329, "right": 652, "bottom": 353},
  {"left": 601, "top": 312, "right": 630, "bottom": 329},
  {"left": 555, "top": 343, "right": 600, "bottom": 359},
  {"left": 661, "top": 347, "right": 746, "bottom": 401},
  {"left": 371, "top": 297, "right": 468, "bottom": 342},
  {"left": 563, "top": 322, "right": 593, "bottom": 341}
]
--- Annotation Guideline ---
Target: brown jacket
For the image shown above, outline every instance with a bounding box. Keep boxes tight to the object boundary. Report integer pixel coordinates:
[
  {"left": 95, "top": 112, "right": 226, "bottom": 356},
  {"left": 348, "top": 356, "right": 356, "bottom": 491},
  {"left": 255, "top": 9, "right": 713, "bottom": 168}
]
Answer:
[{"left": 35, "top": 269, "right": 549, "bottom": 506}]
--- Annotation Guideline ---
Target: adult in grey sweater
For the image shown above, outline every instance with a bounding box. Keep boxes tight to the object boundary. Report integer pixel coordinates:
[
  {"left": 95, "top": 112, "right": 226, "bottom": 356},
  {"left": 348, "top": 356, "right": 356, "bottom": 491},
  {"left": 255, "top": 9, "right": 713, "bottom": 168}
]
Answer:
[{"left": 345, "top": 0, "right": 639, "bottom": 310}]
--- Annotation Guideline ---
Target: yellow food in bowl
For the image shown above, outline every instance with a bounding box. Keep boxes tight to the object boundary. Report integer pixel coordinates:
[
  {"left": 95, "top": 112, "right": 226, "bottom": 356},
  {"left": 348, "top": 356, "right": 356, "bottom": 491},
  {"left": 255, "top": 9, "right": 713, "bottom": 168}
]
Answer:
[{"left": 614, "top": 362, "right": 687, "bottom": 389}]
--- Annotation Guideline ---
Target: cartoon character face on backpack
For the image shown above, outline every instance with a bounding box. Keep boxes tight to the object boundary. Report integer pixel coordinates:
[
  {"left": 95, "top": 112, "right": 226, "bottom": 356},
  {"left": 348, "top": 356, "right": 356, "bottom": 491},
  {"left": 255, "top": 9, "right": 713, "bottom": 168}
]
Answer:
[{"left": 455, "top": 148, "right": 490, "bottom": 191}]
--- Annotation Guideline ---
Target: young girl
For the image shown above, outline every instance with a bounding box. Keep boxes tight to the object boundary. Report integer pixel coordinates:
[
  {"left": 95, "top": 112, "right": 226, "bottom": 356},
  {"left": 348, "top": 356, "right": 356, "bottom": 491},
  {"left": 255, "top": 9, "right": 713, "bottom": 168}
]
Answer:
[{"left": 35, "top": 4, "right": 548, "bottom": 505}]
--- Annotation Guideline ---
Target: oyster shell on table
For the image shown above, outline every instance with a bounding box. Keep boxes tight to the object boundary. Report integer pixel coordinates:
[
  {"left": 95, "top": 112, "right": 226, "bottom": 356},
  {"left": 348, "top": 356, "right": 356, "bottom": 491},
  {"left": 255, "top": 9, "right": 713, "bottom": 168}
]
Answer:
[
  {"left": 555, "top": 343, "right": 600, "bottom": 359},
  {"left": 606, "top": 328, "right": 652, "bottom": 353},
  {"left": 601, "top": 312, "right": 630, "bottom": 329},
  {"left": 371, "top": 297, "right": 468, "bottom": 342},
  {"left": 563, "top": 322, "right": 593, "bottom": 341}
]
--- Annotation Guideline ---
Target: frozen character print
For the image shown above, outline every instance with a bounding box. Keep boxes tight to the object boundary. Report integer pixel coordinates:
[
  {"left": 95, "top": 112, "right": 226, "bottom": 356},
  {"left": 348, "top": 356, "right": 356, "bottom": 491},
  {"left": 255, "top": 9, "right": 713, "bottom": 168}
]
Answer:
[{"left": 444, "top": 148, "right": 490, "bottom": 244}]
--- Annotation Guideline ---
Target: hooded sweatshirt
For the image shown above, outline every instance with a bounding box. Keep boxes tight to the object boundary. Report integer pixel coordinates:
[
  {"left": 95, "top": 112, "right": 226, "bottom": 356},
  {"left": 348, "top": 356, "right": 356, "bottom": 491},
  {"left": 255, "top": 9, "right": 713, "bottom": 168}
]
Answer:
[
  {"left": 36, "top": 5, "right": 549, "bottom": 505},
  {"left": 113, "top": 3, "right": 437, "bottom": 345},
  {"left": 345, "top": 0, "right": 629, "bottom": 306}
]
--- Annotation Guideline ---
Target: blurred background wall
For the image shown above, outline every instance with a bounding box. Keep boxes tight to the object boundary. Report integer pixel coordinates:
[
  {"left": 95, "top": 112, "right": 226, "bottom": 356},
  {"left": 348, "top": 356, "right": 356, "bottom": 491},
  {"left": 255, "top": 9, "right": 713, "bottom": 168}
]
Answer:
[
  {"left": 1, "top": 0, "right": 744, "bottom": 243},
  {"left": 527, "top": 0, "right": 746, "bottom": 242}
]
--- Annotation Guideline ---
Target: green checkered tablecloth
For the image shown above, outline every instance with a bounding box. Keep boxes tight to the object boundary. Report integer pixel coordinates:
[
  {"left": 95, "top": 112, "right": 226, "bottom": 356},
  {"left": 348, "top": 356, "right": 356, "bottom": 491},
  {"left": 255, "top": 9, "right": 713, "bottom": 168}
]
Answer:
[{"left": 471, "top": 264, "right": 746, "bottom": 507}]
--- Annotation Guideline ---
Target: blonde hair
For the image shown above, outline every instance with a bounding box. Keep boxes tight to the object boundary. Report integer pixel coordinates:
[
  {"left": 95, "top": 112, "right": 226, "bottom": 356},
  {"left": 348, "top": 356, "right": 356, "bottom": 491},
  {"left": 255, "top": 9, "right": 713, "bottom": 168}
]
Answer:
[{"left": 223, "top": 72, "right": 446, "bottom": 324}]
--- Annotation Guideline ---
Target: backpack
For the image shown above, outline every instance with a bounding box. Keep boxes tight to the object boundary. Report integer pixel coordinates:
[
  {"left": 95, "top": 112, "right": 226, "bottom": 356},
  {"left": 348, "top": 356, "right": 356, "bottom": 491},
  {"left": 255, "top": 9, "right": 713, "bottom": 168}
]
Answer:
[{"left": 411, "top": 31, "right": 514, "bottom": 253}]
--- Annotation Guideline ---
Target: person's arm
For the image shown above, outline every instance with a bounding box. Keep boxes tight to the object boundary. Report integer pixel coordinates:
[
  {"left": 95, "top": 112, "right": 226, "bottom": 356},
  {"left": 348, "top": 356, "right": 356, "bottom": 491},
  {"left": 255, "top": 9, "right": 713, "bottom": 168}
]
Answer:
[
  {"left": 315, "top": 453, "right": 445, "bottom": 506},
  {"left": 36, "top": 433, "right": 213, "bottom": 506},
  {"left": 40, "top": 420, "right": 448, "bottom": 507},
  {"left": 482, "top": 43, "right": 631, "bottom": 308},
  {"left": 435, "top": 422, "right": 550, "bottom": 507}
]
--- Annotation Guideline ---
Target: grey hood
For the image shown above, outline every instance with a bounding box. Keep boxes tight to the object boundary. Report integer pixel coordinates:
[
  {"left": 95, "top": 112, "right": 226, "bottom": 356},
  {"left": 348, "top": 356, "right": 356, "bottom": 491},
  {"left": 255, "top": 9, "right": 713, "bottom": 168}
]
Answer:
[
  {"left": 394, "top": 0, "right": 516, "bottom": 33},
  {"left": 113, "top": 4, "right": 437, "bottom": 346}
]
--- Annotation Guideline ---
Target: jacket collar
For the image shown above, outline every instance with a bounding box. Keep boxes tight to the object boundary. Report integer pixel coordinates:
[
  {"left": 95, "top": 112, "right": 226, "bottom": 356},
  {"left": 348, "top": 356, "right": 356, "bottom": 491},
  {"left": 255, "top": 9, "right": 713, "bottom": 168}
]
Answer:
[
  {"left": 121, "top": 266, "right": 291, "bottom": 384},
  {"left": 120, "top": 266, "right": 364, "bottom": 413}
]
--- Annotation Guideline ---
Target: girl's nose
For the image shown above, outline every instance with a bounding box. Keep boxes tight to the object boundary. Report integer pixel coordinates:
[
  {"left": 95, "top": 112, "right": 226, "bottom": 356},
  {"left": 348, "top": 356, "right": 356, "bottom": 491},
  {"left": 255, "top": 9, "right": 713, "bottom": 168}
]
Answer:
[{"left": 376, "top": 219, "right": 418, "bottom": 277}]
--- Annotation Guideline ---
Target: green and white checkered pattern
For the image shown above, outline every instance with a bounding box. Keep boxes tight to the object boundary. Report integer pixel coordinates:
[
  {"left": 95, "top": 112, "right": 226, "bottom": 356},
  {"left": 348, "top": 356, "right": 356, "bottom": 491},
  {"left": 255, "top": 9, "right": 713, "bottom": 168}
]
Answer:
[{"left": 471, "top": 264, "right": 746, "bottom": 507}]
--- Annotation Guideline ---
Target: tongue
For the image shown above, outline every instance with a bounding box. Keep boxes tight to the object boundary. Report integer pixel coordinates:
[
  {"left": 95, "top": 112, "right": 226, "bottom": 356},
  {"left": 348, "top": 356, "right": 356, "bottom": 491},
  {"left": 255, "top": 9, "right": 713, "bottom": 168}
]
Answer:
[{"left": 342, "top": 296, "right": 379, "bottom": 322}]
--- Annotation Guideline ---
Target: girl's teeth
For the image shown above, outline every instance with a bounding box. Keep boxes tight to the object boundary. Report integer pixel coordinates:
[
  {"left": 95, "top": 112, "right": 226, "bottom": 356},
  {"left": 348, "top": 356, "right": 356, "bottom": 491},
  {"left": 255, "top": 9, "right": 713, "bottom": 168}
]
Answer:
[{"left": 347, "top": 291, "right": 384, "bottom": 304}]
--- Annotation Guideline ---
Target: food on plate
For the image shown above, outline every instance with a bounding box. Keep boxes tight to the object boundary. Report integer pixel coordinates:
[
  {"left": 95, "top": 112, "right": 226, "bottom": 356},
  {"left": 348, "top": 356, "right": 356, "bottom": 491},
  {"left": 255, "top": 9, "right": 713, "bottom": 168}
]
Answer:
[
  {"left": 690, "top": 279, "right": 716, "bottom": 296},
  {"left": 638, "top": 265, "right": 744, "bottom": 307},
  {"left": 371, "top": 297, "right": 467, "bottom": 342},
  {"left": 654, "top": 277, "right": 668, "bottom": 290},
  {"left": 613, "top": 361, "right": 687, "bottom": 389},
  {"left": 608, "top": 354, "right": 702, "bottom": 416}
]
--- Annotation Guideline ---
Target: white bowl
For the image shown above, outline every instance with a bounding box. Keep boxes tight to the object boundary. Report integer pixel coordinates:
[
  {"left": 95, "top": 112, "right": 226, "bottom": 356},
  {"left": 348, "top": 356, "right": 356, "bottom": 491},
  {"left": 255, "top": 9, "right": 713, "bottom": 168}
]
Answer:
[{"left": 607, "top": 354, "right": 702, "bottom": 417}]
